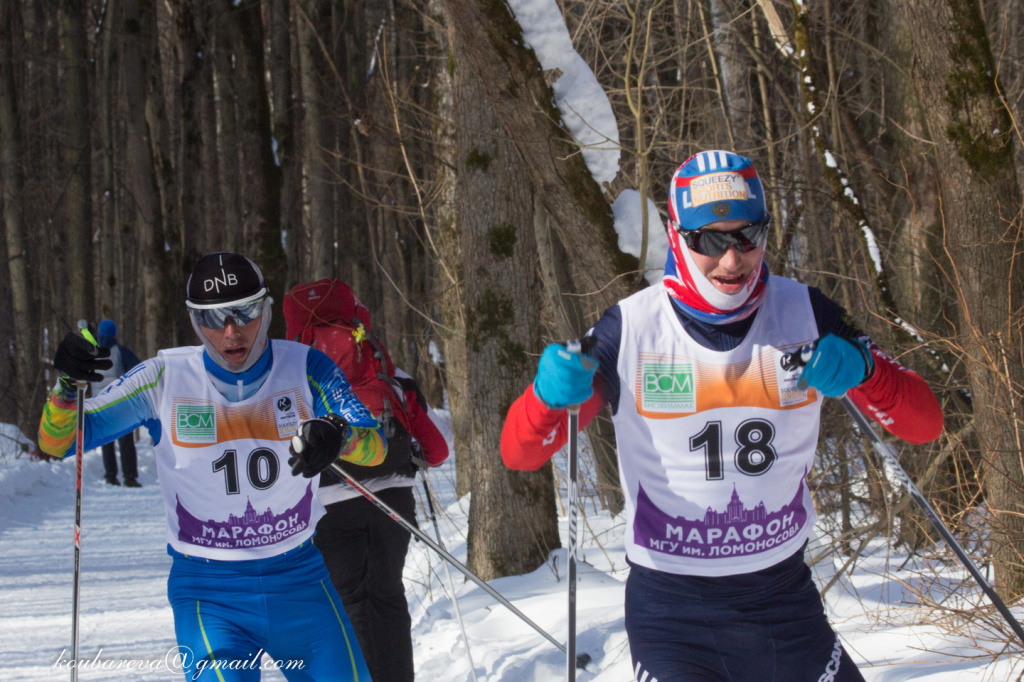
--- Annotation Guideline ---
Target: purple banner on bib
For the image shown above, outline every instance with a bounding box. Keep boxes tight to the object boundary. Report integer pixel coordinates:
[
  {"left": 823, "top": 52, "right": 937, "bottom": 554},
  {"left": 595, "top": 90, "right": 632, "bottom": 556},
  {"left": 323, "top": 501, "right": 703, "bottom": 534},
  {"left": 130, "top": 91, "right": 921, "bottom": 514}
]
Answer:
[
  {"left": 633, "top": 479, "right": 807, "bottom": 559},
  {"left": 176, "top": 484, "right": 314, "bottom": 550}
]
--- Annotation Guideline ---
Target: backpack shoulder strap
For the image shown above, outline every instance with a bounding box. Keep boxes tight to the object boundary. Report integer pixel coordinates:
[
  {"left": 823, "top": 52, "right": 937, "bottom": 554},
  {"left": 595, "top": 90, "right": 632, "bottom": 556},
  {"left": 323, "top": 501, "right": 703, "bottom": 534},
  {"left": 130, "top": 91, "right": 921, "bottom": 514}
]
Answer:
[{"left": 356, "top": 318, "right": 408, "bottom": 412}]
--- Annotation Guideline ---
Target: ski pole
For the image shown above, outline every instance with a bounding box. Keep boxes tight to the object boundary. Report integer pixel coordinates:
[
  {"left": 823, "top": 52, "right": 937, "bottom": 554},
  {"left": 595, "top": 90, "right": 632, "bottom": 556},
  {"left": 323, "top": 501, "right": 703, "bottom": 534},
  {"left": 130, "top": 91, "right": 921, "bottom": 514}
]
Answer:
[
  {"left": 565, "top": 339, "right": 582, "bottom": 682},
  {"left": 318, "top": 459, "right": 592, "bottom": 668},
  {"left": 839, "top": 395, "right": 1024, "bottom": 646},
  {"left": 71, "top": 320, "right": 96, "bottom": 682},
  {"left": 420, "top": 472, "right": 478, "bottom": 682},
  {"left": 782, "top": 345, "right": 1024, "bottom": 647}
]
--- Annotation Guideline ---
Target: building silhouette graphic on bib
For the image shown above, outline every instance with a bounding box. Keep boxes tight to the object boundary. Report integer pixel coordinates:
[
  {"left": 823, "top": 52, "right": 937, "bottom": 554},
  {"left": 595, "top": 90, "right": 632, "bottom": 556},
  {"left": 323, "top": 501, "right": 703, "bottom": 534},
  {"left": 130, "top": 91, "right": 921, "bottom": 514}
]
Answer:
[
  {"left": 229, "top": 498, "right": 275, "bottom": 527},
  {"left": 704, "top": 485, "right": 767, "bottom": 526}
]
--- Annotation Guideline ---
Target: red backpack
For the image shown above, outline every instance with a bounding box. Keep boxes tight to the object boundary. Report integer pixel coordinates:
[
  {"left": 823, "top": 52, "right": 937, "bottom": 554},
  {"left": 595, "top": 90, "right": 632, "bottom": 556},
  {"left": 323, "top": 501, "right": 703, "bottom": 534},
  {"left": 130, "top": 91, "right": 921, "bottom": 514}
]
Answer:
[{"left": 283, "top": 279, "right": 413, "bottom": 439}]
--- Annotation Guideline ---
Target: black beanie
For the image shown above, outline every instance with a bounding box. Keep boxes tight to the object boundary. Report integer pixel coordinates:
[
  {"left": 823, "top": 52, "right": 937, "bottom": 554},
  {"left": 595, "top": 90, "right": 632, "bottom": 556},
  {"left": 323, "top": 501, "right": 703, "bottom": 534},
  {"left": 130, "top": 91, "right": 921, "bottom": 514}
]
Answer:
[{"left": 186, "top": 252, "right": 266, "bottom": 305}]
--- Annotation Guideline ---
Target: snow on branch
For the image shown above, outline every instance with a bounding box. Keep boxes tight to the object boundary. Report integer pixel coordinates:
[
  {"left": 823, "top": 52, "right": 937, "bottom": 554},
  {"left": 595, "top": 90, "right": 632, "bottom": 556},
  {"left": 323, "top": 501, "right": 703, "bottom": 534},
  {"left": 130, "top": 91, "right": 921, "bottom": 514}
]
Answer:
[{"left": 505, "top": 0, "right": 620, "bottom": 186}]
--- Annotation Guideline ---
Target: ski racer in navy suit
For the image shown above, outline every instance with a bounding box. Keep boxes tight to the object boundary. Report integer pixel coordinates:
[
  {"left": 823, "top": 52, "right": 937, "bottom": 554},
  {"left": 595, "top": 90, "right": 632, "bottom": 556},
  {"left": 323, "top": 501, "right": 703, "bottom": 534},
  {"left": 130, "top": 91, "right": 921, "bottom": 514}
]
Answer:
[{"left": 501, "top": 151, "right": 943, "bottom": 681}]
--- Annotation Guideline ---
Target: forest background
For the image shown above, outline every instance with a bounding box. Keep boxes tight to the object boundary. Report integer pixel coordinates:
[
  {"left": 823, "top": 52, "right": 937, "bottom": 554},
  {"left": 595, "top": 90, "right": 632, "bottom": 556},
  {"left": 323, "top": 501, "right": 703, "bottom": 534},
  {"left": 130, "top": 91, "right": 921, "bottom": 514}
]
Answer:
[{"left": 2, "top": 0, "right": 1024, "bottom": 636}]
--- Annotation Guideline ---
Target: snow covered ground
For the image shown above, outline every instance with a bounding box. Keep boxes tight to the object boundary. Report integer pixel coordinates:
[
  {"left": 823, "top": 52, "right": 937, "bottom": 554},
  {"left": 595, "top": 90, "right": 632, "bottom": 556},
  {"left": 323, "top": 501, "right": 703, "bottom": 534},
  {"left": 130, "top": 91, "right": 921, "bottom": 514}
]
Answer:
[{"left": 1, "top": 426, "right": 1021, "bottom": 681}]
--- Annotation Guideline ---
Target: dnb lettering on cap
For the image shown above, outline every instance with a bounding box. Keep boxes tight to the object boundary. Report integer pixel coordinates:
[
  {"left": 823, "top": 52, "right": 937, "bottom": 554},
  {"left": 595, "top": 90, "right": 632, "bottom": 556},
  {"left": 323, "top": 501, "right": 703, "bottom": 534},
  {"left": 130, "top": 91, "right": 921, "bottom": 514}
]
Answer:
[{"left": 204, "top": 270, "right": 240, "bottom": 294}]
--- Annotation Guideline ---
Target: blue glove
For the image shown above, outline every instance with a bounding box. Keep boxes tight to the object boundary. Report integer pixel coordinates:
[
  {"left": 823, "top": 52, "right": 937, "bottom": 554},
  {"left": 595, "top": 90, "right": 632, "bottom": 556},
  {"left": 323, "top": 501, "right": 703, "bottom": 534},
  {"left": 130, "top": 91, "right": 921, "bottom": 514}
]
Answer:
[
  {"left": 533, "top": 343, "right": 598, "bottom": 410},
  {"left": 800, "top": 334, "right": 873, "bottom": 397}
]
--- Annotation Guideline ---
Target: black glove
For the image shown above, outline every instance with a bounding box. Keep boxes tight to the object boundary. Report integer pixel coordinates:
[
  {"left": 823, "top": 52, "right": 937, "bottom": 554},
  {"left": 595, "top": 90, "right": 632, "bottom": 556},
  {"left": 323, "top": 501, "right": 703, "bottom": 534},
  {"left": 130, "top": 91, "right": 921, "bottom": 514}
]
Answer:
[
  {"left": 288, "top": 414, "right": 350, "bottom": 478},
  {"left": 53, "top": 325, "right": 112, "bottom": 383},
  {"left": 410, "top": 440, "right": 428, "bottom": 471},
  {"left": 394, "top": 375, "right": 427, "bottom": 411}
]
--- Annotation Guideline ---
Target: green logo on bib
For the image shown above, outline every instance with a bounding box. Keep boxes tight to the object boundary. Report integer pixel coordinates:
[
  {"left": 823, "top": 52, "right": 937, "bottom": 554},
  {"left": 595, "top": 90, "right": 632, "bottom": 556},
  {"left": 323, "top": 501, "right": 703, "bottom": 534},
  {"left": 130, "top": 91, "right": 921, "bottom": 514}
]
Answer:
[
  {"left": 176, "top": 405, "right": 216, "bottom": 442},
  {"left": 641, "top": 362, "right": 695, "bottom": 412}
]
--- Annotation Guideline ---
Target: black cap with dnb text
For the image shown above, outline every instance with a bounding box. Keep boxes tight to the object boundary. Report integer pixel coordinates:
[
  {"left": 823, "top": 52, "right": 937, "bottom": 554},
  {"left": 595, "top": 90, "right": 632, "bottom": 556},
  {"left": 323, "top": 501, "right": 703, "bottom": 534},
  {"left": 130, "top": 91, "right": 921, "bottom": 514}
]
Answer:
[{"left": 186, "top": 252, "right": 267, "bottom": 306}]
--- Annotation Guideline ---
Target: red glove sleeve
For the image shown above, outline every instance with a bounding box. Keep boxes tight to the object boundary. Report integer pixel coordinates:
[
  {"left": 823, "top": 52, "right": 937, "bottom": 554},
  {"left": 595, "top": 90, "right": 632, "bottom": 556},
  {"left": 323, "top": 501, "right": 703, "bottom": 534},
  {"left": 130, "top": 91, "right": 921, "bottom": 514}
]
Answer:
[
  {"left": 847, "top": 344, "right": 943, "bottom": 444},
  {"left": 404, "top": 389, "right": 449, "bottom": 466},
  {"left": 500, "top": 385, "right": 605, "bottom": 470}
]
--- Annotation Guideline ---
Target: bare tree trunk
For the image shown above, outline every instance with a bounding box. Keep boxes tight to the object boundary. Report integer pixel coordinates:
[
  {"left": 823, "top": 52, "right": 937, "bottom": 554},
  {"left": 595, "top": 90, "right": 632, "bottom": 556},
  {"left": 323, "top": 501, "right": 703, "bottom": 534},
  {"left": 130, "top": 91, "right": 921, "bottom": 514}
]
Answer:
[
  {"left": 708, "top": 0, "right": 756, "bottom": 152},
  {"left": 200, "top": 49, "right": 222, "bottom": 254},
  {"left": 212, "top": 14, "right": 242, "bottom": 253},
  {"left": 296, "top": 0, "right": 335, "bottom": 280},
  {"left": 441, "top": 0, "right": 639, "bottom": 529},
  {"left": 897, "top": 0, "right": 1024, "bottom": 599},
  {"left": 0, "top": 0, "right": 42, "bottom": 443},
  {"left": 175, "top": 0, "right": 210, "bottom": 342},
  {"left": 122, "top": 0, "right": 166, "bottom": 356},
  {"left": 882, "top": 4, "right": 961, "bottom": 545},
  {"left": 176, "top": 0, "right": 207, "bottom": 276},
  {"left": 220, "top": 0, "right": 285, "bottom": 324},
  {"left": 142, "top": 1, "right": 182, "bottom": 347},
  {"left": 987, "top": 0, "right": 1024, "bottom": 178},
  {"left": 438, "top": 0, "right": 638, "bottom": 321},
  {"left": 429, "top": 1, "right": 472, "bottom": 497},
  {"left": 534, "top": 200, "right": 623, "bottom": 513},
  {"left": 60, "top": 0, "right": 93, "bottom": 321},
  {"left": 98, "top": 0, "right": 121, "bottom": 321},
  {"left": 453, "top": 39, "right": 560, "bottom": 581},
  {"left": 337, "top": 0, "right": 377, "bottom": 310},
  {"left": 362, "top": 0, "right": 392, "bottom": 314},
  {"left": 364, "top": 1, "right": 412, "bottom": 372},
  {"left": 270, "top": 0, "right": 301, "bottom": 290}
]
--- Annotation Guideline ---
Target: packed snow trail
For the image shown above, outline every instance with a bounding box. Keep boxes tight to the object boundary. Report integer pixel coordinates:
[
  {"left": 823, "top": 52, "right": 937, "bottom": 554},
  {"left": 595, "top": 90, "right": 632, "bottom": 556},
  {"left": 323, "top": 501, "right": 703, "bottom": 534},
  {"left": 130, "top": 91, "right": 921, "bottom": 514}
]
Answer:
[
  {"left": 0, "top": 441, "right": 184, "bottom": 680},
  {"left": 0, "top": 440, "right": 628, "bottom": 681},
  {"left": 1, "top": 432, "right": 1021, "bottom": 680}
]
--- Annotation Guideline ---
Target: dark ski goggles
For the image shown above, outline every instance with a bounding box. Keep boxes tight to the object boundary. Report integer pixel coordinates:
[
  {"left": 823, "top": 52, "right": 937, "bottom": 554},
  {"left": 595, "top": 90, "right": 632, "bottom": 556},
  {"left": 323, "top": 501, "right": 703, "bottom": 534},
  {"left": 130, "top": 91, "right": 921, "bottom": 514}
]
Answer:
[
  {"left": 678, "top": 220, "right": 770, "bottom": 258},
  {"left": 187, "top": 294, "right": 266, "bottom": 330}
]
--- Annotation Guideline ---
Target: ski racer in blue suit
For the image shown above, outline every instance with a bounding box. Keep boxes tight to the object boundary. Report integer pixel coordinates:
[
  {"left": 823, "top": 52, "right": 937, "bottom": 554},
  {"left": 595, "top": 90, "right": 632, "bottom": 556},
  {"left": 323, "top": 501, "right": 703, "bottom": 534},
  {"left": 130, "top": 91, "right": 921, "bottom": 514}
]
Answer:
[{"left": 40, "top": 252, "right": 386, "bottom": 681}]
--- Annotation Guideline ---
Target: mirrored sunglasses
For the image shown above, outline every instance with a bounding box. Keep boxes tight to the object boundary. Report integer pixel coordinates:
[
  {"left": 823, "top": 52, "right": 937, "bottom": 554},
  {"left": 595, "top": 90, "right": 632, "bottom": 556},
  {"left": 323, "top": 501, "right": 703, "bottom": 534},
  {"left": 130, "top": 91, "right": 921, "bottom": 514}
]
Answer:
[
  {"left": 679, "top": 220, "right": 770, "bottom": 258},
  {"left": 188, "top": 298, "right": 265, "bottom": 330}
]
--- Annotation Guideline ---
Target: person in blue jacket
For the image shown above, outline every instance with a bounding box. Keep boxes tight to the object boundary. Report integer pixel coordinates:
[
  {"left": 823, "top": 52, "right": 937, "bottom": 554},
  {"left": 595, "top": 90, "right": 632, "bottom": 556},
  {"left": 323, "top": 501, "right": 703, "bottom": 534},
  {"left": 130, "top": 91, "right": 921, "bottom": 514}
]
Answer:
[
  {"left": 40, "top": 252, "right": 386, "bottom": 681},
  {"left": 89, "top": 319, "right": 143, "bottom": 486}
]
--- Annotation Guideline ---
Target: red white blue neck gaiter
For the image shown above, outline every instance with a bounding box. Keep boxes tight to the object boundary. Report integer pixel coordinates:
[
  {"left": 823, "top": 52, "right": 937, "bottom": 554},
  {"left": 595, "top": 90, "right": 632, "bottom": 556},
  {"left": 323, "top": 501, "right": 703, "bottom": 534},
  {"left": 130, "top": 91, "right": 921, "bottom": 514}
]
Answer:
[{"left": 663, "top": 225, "right": 769, "bottom": 325}]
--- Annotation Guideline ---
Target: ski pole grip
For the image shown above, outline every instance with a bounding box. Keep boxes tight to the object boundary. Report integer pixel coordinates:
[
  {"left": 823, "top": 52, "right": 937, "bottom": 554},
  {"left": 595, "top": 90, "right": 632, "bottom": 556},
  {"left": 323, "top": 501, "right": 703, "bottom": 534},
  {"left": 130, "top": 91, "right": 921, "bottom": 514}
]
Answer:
[
  {"left": 780, "top": 341, "right": 817, "bottom": 390},
  {"left": 564, "top": 339, "right": 597, "bottom": 415},
  {"left": 77, "top": 319, "right": 98, "bottom": 348},
  {"left": 779, "top": 342, "right": 816, "bottom": 371},
  {"left": 74, "top": 319, "right": 97, "bottom": 390}
]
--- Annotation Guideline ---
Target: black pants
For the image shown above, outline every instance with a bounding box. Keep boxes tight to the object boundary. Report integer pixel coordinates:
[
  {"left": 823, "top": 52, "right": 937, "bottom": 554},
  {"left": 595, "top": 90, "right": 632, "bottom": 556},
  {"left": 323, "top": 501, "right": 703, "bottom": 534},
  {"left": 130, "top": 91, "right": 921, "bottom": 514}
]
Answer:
[
  {"left": 102, "top": 433, "right": 138, "bottom": 480},
  {"left": 315, "top": 485, "right": 417, "bottom": 682},
  {"left": 625, "top": 549, "right": 865, "bottom": 682}
]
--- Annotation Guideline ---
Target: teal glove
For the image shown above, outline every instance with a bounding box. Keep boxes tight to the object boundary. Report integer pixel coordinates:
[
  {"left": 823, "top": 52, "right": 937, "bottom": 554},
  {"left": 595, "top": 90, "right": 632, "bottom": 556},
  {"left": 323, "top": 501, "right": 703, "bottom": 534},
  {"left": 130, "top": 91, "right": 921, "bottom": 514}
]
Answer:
[
  {"left": 800, "top": 334, "right": 873, "bottom": 397},
  {"left": 533, "top": 343, "right": 598, "bottom": 410}
]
